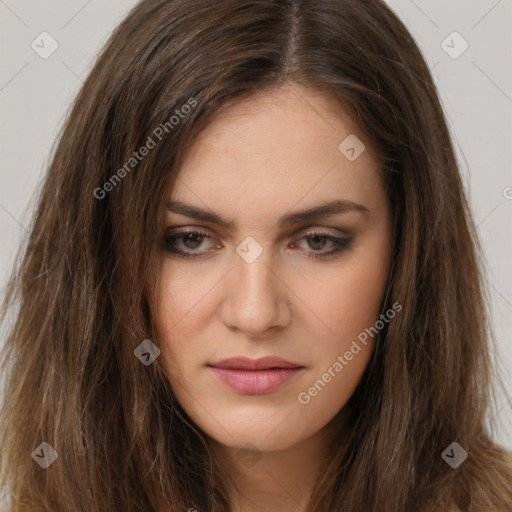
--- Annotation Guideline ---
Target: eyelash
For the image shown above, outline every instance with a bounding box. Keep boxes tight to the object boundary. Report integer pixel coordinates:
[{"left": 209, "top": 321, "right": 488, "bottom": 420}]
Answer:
[{"left": 161, "top": 228, "right": 352, "bottom": 260}]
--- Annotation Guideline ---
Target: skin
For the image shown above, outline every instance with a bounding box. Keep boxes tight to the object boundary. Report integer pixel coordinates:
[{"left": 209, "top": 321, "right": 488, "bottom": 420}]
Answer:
[{"left": 153, "top": 83, "right": 393, "bottom": 511}]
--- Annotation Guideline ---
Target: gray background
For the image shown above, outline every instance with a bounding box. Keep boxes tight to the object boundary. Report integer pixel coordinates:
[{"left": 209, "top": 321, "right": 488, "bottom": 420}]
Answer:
[{"left": 1, "top": 0, "right": 511, "bottom": 449}]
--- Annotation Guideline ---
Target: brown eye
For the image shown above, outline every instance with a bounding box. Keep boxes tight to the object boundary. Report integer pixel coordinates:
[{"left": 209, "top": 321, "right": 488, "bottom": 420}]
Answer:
[
  {"left": 162, "top": 228, "right": 352, "bottom": 260},
  {"left": 290, "top": 231, "right": 352, "bottom": 259},
  {"left": 163, "top": 229, "right": 218, "bottom": 258}
]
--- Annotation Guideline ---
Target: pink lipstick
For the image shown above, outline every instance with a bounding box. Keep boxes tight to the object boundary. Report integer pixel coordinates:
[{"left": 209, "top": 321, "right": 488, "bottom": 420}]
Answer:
[{"left": 207, "top": 356, "right": 304, "bottom": 395}]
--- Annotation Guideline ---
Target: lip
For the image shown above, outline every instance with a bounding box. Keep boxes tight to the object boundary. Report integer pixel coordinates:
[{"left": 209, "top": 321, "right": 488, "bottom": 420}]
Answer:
[
  {"left": 207, "top": 356, "right": 304, "bottom": 395},
  {"left": 209, "top": 356, "right": 302, "bottom": 370}
]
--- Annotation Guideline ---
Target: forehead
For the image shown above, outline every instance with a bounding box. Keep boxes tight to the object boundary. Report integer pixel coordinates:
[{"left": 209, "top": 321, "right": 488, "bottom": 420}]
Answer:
[{"left": 168, "top": 84, "right": 384, "bottom": 225}]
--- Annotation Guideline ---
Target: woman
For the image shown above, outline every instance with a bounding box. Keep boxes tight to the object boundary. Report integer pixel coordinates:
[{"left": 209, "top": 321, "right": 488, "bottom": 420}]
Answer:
[{"left": 1, "top": 0, "right": 511, "bottom": 510}]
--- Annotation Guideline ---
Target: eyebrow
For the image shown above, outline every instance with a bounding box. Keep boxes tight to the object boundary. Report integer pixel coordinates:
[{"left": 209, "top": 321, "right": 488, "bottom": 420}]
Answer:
[{"left": 165, "top": 199, "right": 369, "bottom": 231}]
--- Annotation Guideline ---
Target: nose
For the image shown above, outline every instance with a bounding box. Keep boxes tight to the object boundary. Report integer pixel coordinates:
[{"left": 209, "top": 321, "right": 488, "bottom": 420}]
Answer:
[{"left": 219, "top": 242, "right": 291, "bottom": 338}]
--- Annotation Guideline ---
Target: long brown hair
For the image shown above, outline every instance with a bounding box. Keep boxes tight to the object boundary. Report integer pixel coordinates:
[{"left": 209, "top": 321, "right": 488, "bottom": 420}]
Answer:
[{"left": 1, "top": 0, "right": 511, "bottom": 510}]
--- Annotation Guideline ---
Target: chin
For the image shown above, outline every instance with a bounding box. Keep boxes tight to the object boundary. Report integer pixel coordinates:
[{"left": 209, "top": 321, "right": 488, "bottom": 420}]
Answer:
[
  {"left": 197, "top": 410, "right": 313, "bottom": 453},
  {"left": 211, "top": 429, "right": 302, "bottom": 453}
]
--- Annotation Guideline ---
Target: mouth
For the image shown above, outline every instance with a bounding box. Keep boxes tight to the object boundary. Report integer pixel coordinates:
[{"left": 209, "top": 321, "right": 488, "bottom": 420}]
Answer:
[{"left": 207, "top": 356, "right": 305, "bottom": 394}]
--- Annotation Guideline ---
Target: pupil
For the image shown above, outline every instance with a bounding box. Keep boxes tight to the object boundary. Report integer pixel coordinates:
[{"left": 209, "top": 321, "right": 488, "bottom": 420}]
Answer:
[
  {"left": 184, "top": 233, "right": 202, "bottom": 248},
  {"left": 309, "top": 235, "right": 325, "bottom": 250}
]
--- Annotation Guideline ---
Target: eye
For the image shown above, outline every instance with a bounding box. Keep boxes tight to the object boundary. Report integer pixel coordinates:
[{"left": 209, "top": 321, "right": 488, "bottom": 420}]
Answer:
[
  {"left": 162, "top": 229, "right": 220, "bottom": 258},
  {"left": 161, "top": 228, "right": 352, "bottom": 259},
  {"left": 290, "top": 230, "right": 352, "bottom": 259}
]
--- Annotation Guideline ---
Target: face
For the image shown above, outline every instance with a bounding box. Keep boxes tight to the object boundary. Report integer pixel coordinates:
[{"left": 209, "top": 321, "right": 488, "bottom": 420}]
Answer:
[{"left": 153, "top": 83, "right": 392, "bottom": 453}]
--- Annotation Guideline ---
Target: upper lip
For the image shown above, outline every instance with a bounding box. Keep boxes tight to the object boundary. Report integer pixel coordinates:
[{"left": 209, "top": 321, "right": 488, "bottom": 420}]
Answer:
[{"left": 208, "top": 356, "right": 303, "bottom": 370}]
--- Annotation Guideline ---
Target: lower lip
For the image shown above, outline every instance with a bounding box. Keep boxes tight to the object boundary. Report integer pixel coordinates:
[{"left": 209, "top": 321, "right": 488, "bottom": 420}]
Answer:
[{"left": 208, "top": 367, "right": 303, "bottom": 394}]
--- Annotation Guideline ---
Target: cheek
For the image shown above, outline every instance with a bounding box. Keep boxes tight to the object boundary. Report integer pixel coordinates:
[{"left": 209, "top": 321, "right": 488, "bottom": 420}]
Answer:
[
  {"left": 296, "top": 345, "right": 372, "bottom": 418},
  {"left": 293, "top": 238, "right": 390, "bottom": 386},
  {"left": 291, "top": 249, "right": 390, "bottom": 435},
  {"left": 153, "top": 262, "right": 213, "bottom": 340},
  {"left": 296, "top": 239, "right": 391, "bottom": 347},
  {"left": 152, "top": 267, "right": 191, "bottom": 376}
]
